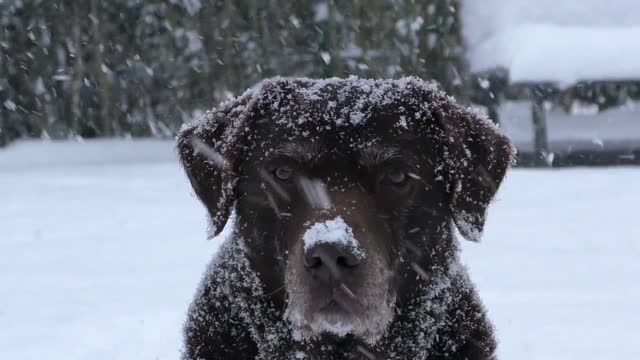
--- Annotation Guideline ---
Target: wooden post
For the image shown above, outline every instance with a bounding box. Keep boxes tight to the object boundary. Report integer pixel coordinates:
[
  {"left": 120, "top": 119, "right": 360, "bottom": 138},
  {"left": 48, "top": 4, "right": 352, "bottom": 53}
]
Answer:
[
  {"left": 327, "top": 0, "right": 342, "bottom": 77},
  {"left": 487, "top": 103, "right": 500, "bottom": 125},
  {"left": 90, "top": 0, "right": 112, "bottom": 137},
  {"left": 0, "top": 17, "right": 6, "bottom": 147},
  {"left": 70, "top": 1, "right": 84, "bottom": 136},
  {"left": 532, "top": 92, "right": 550, "bottom": 166},
  {"left": 0, "top": 116, "right": 7, "bottom": 147}
]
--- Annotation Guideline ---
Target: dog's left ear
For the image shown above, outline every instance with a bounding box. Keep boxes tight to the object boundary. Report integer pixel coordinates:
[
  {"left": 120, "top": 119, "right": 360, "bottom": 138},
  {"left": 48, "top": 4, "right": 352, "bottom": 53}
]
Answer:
[
  {"left": 431, "top": 100, "right": 515, "bottom": 242},
  {"left": 177, "top": 115, "right": 238, "bottom": 238}
]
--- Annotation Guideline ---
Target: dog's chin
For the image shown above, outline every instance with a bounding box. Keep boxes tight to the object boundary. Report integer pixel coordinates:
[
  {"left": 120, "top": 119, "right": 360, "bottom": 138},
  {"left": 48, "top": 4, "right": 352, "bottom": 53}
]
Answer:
[
  {"left": 285, "top": 299, "right": 395, "bottom": 345},
  {"left": 309, "top": 306, "right": 357, "bottom": 338}
]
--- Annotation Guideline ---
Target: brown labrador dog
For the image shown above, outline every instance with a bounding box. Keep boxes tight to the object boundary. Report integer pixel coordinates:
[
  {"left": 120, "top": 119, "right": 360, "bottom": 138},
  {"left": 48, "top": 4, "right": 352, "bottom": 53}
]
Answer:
[{"left": 178, "top": 77, "right": 514, "bottom": 359}]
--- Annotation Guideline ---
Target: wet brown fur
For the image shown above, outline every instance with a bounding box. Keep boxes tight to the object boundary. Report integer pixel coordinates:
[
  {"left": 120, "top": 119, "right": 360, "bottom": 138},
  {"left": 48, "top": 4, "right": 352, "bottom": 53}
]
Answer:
[{"left": 178, "top": 78, "right": 514, "bottom": 359}]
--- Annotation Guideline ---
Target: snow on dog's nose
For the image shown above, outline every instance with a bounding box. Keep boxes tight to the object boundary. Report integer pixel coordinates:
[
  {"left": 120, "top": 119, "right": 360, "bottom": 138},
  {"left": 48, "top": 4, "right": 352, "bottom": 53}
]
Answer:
[
  {"left": 303, "top": 216, "right": 365, "bottom": 259},
  {"left": 302, "top": 217, "right": 365, "bottom": 284}
]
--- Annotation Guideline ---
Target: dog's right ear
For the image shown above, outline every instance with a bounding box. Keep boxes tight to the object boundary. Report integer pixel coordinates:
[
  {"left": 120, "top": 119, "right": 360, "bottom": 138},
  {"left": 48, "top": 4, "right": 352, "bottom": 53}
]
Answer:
[
  {"left": 176, "top": 79, "right": 285, "bottom": 237},
  {"left": 429, "top": 100, "right": 514, "bottom": 242},
  {"left": 177, "top": 120, "right": 235, "bottom": 237}
]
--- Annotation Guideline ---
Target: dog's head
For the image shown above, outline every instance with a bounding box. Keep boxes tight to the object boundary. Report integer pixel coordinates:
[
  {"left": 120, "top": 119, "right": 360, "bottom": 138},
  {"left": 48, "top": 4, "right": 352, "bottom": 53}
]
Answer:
[{"left": 178, "top": 77, "right": 514, "bottom": 344}]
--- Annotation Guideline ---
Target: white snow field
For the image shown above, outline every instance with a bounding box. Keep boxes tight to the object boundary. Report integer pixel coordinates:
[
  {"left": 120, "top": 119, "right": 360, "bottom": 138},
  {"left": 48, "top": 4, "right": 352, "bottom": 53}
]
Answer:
[{"left": 1, "top": 140, "right": 639, "bottom": 360}]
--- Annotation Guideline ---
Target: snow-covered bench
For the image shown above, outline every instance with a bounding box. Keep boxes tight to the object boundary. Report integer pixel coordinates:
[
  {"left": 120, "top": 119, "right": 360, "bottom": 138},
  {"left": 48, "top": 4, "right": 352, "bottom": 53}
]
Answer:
[{"left": 462, "top": 1, "right": 640, "bottom": 165}]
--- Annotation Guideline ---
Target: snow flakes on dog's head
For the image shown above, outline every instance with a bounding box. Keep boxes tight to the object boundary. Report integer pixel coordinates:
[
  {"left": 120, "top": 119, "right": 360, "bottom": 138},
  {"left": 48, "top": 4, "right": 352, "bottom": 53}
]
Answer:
[
  {"left": 264, "top": 76, "right": 444, "bottom": 127},
  {"left": 186, "top": 76, "right": 450, "bottom": 149},
  {"left": 180, "top": 76, "right": 514, "bottom": 244}
]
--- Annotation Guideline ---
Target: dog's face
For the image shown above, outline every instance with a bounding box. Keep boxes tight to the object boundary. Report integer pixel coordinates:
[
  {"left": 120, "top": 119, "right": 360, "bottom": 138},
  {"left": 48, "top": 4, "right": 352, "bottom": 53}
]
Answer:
[
  {"left": 178, "top": 78, "right": 513, "bottom": 344},
  {"left": 236, "top": 115, "right": 450, "bottom": 342}
]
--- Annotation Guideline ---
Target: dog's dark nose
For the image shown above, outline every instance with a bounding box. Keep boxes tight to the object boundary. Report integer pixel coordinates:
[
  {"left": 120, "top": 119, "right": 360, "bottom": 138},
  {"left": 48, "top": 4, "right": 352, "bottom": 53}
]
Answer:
[{"left": 304, "top": 243, "right": 360, "bottom": 283}]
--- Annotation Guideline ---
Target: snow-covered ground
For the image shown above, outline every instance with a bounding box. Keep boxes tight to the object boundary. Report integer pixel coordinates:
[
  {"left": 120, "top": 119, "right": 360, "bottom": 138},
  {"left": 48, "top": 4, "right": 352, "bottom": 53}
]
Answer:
[{"left": 1, "top": 140, "right": 639, "bottom": 359}]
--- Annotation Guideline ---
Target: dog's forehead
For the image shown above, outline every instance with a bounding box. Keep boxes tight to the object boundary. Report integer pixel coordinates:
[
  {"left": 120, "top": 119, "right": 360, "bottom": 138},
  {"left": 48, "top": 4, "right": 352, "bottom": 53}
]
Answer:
[
  {"left": 255, "top": 78, "right": 434, "bottom": 126},
  {"left": 247, "top": 78, "right": 436, "bottom": 156},
  {"left": 251, "top": 115, "right": 420, "bottom": 161}
]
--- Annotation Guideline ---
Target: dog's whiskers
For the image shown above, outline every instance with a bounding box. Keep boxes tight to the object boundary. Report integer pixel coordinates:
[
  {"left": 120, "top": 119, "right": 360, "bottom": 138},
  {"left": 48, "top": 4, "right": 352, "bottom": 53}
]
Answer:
[
  {"left": 339, "top": 282, "right": 357, "bottom": 299},
  {"left": 416, "top": 177, "right": 433, "bottom": 191},
  {"left": 282, "top": 291, "right": 289, "bottom": 313},
  {"left": 385, "top": 294, "right": 398, "bottom": 313},
  {"left": 283, "top": 289, "right": 307, "bottom": 295},
  {"left": 401, "top": 238, "right": 422, "bottom": 257},
  {"left": 264, "top": 190, "right": 284, "bottom": 218},
  {"left": 265, "top": 284, "right": 286, "bottom": 297},
  {"left": 356, "top": 345, "right": 377, "bottom": 359},
  {"left": 410, "top": 262, "right": 430, "bottom": 281}
]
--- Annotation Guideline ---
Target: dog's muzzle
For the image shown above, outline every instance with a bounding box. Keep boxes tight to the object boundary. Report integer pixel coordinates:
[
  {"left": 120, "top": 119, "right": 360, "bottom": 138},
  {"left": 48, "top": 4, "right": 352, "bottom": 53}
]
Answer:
[{"left": 304, "top": 243, "right": 360, "bottom": 285}]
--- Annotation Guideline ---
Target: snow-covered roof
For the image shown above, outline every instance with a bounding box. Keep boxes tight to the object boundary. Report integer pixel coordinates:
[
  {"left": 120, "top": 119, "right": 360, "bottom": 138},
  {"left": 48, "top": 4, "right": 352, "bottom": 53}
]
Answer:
[{"left": 462, "top": 0, "right": 640, "bottom": 85}]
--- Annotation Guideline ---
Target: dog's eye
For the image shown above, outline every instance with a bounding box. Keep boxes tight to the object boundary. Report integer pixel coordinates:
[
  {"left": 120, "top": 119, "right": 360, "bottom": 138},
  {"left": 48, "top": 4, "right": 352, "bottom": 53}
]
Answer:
[
  {"left": 274, "top": 166, "right": 294, "bottom": 181},
  {"left": 387, "top": 168, "right": 406, "bottom": 184},
  {"left": 380, "top": 166, "right": 408, "bottom": 186}
]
